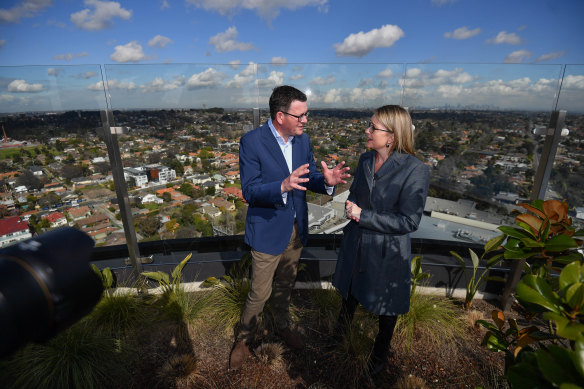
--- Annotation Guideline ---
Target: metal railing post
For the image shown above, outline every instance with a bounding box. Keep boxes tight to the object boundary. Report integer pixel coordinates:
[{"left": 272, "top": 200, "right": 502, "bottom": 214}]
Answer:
[
  {"left": 100, "top": 110, "right": 143, "bottom": 276},
  {"left": 500, "top": 110, "right": 566, "bottom": 310},
  {"left": 253, "top": 108, "right": 260, "bottom": 129}
]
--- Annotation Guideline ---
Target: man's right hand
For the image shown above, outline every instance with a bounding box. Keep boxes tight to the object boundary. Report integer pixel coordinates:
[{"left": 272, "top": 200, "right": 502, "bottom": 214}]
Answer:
[{"left": 281, "top": 163, "right": 310, "bottom": 193}]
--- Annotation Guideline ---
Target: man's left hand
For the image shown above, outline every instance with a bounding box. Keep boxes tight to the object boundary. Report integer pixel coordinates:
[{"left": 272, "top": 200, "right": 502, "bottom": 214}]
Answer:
[{"left": 321, "top": 161, "right": 351, "bottom": 187}]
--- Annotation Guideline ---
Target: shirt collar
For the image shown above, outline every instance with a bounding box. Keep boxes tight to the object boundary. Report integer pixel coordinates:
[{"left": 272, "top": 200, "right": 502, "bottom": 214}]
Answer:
[{"left": 268, "top": 118, "right": 294, "bottom": 145}]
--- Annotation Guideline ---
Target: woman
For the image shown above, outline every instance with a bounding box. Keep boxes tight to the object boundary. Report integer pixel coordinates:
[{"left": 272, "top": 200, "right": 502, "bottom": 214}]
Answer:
[{"left": 332, "top": 105, "right": 429, "bottom": 376}]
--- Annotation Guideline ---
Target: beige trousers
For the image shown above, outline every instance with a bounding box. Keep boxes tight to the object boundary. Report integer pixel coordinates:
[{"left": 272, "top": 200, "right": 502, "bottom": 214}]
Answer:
[{"left": 238, "top": 223, "right": 303, "bottom": 340}]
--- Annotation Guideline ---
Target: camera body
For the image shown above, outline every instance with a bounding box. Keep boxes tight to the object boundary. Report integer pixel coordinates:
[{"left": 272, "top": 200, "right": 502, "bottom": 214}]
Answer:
[{"left": 0, "top": 227, "right": 103, "bottom": 358}]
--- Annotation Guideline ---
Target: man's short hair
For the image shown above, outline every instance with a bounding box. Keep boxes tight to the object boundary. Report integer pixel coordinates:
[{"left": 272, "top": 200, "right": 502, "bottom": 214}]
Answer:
[{"left": 269, "top": 85, "right": 307, "bottom": 120}]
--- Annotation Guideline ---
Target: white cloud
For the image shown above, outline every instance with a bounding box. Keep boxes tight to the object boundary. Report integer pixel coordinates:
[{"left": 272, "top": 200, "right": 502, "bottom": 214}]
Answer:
[
  {"left": 437, "top": 85, "right": 463, "bottom": 98},
  {"left": 0, "top": 95, "right": 16, "bottom": 103},
  {"left": 488, "top": 31, "right": 521, "bottom": 45},
  {"left": 186, "top": 68, "right": 228, "bottom": 89},
  {"left": 310, "top": 75, "right": 335, "bottom": 85},
  {"left": 290, "top": 74, "right": 303, "bottom": 80},
  {"left": 334, "top": 24, "right": 405, "bottom": 57},
  {"left": 110, "top": 41, "right": 146, "bottom": 63},
  {"left": 225, "top": 62, "right": 257, "bottom": 88},
  {"left": 71, "top": 0, "right": 131, "bottom": 31},
  {"left": 53, "top": 52, "right": 89, "bottom": 61},
  {"left": 141, "top": 76, "right": 185, "bottom": 92},
  {"left": 0, "top": 40, "right": 5, "bottom": 48},
  {"left": 536, "top": 50, "right": 566, "bottom": 62},
  {"left": 87, "top": 81, "right": 104, "bottom": 90},
  {"left": 322, "top": 88, "right": 342, "bottom": 104},
  {"left": 209, "top": 27, "right": 255, "bottom": 53},
  {"left": 255, "top": 71, "right": 284, "bottom": 88},
  {"left": 349, "top": 87, "right": 384, "bottom": 102},
  {"left": 504, "top": 49, "right": 532, "bottom": 63},
  {"left": 270, "top": 56, "right": 287, "bottom": 66},
  {"left": 377, "top": 68, "right": 393, "bottom": 78},
  {"left": 47, "top": 68, "right": 62, "bottom": 76},
  {"left": 563, "top": 75, "right": 584, "bottom": 89},
  {"left": 161, "top": 0, "right": 170, "bottom": 10},
  {"left": 402, "top": 67, "right": 475, "bottom": 89},
  {"left": 0, "top": 0, "right": 53, "bottom": 24},
  {"left": 89, "top": 79, "right": 136, "bottom": 91},
  {"left": 84, "top": 71, "right": 97, "bottom": 78},
  {"left": 229, "top": 60, "right": 241, "bottom": 69},
  {"left": 432, "top": 0, "right": 458, "bottom": 5},
  {"left": 148, "top": 35, "right": 172, "bottom": 48},
  {"left": 444, "top": 26, "right": 481, "bottom": 40},
  {"left": 185, "top": 0, "right": 328, "bottom": 21},
  {"left": 8, "top": 79, "right": 44, "bottom": 92}
]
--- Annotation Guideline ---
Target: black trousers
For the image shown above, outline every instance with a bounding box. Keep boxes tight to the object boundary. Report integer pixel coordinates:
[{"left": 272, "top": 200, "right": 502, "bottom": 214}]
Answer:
[{"left": 338, "top": 293, "right": 397, "bottom": 361}]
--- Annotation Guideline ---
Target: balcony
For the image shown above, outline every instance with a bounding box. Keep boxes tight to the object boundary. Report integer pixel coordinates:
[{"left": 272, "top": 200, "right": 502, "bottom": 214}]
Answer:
[{"left": 0, "top": 62, "right": 583, "bottom": 294}]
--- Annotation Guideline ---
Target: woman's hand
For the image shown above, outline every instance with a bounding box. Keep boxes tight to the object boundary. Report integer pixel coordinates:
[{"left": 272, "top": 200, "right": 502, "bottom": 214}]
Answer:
[{"left": 345, "top": 200, "right": 361, "bottom": 222}]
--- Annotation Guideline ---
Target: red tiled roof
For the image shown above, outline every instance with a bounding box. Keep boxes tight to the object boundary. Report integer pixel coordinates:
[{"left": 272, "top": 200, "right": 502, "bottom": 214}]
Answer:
[
  {"left": 44, "top": 211, "right": 66, "bottom": 222},
  {"left": 0, "top": 216, "right": 29, "bottom": 235}
]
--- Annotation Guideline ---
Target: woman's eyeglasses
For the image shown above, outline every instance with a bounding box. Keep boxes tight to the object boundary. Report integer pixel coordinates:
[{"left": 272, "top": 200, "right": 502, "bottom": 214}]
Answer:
[{"left": 367, "top": 121, "right": 393, "bottom": 133}]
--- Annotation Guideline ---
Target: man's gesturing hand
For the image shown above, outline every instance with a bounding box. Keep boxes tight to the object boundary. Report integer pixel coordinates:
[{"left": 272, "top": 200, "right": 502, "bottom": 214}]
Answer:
[
  {"left": 322, "top": 161, "right": 351, "bottom": 187},
  {"left": 281, "top": 163, "right": 310, "bottom": 193}
]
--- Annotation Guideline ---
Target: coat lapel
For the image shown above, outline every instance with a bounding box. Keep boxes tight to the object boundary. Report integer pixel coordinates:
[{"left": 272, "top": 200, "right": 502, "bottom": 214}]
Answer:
[
  {"left": 260, "top": 125, "right": 290, "bottom": 177},
  {"left": 364, "top": 152, "right": 375, "bottom": 192}
]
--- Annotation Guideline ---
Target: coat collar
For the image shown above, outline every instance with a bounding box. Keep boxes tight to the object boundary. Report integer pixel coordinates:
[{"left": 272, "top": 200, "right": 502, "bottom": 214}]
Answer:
[{"left": 363, "top": 151, "right": 409, "bottom": 191}]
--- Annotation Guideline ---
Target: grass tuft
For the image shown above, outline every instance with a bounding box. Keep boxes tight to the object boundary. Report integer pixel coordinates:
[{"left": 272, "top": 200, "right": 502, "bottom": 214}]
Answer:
[
  {"left": 395, "top": 374, "right": 428, "bottom": 389},
  {"left": 255, "top": 342, "right": 285, "bottom": 369},
  {"left": 394, "top": 289, "right": 465, "bottom": 353}
]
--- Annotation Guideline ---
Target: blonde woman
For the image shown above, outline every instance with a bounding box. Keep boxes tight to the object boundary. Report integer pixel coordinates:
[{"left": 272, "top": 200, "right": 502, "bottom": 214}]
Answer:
[{"left": 332, "top": 105, "right": 430, "bottom": 377}]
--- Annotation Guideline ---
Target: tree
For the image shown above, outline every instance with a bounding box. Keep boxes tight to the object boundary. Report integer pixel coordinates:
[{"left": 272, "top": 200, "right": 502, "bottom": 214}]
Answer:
[
  {"left": 136, "top": 214, "right": 160, "bottom": 237},
  {"left": 60, "top": 165, "right": 84, "bottom": 180},
  {"left": 162, "top": 192, "right": 171, "bottom": 202},
  {"left": 16, "top": 170, "right": 43, "bottom": 191},
  {"left": 179, "top": 182, "right": 195, "bottom": 197}
]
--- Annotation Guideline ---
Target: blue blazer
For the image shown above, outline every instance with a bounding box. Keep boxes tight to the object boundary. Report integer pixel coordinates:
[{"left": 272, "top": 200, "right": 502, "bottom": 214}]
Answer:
[{"left": 239, "top": 123, "right": 332, "bottom": 255}]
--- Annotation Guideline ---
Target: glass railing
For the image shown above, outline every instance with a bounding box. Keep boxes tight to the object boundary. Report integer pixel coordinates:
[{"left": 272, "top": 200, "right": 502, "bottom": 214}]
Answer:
[{"left": 0, "top": 62, "right": 582, "bottom": 254}]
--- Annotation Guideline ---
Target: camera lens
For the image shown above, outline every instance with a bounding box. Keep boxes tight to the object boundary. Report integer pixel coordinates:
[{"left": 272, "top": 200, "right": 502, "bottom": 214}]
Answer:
[{"left": 0, "top": 227, "right": 103, "bottom": 358}]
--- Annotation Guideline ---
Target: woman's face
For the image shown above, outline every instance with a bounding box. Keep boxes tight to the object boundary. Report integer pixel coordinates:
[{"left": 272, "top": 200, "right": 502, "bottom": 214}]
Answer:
[{"left": 365, "top": 114, "right": 394, "bottom": 152}]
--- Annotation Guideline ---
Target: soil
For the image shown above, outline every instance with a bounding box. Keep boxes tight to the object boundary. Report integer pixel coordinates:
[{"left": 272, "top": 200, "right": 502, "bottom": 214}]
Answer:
[{"left": 135, "top": 292, "right": 534, "bottom": 389}]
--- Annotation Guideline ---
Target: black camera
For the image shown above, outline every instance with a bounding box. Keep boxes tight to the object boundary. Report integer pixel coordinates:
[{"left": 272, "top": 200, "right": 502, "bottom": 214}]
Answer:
[{"left": 0, "top": 227, "right": 103, "bottom": 358}]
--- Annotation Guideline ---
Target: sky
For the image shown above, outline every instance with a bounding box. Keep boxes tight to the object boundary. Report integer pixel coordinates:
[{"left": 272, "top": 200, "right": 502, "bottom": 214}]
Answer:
[{"left": 0, "top": 0, "right": 583, "bottom": 113}]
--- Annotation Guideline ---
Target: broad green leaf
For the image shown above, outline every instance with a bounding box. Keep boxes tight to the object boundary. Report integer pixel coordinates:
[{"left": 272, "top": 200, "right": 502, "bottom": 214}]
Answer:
[
  {"left": 142, "top": 271, "right": 170, "bottom": 285},
  {"left": 484, "top": 234, "right": 506, "bottom": 254},
  {"left": 517, "top": 220, "right": 539, "bottom": 237},
  {"left": 476, "top": 320, "right": 500, "bottom": 333},
  {"left": 507, "top": 353, "right": 546, "bottom": 389},
  {"left": 544, "top": 313, "right": 584, "bottom": 341},
  {"left": 544, "top": 235, "right": 579, "bottom": 252},
  {"left": 172, "top": 252, "right": 192, "bottom": 281},
  {"left": 103, "top": 267, "right": 114, "bottom": 289},
  {"left": 520, "top": 237, "right": 545, "bottom": 248},
  {"left": 560, "top": 262, "right": 583, "bottom": 290},
  {"left": 516, "top": 275, "right": 561, "bottom": 314},
  {"left": 555, "top": 253, "right": 584, "bottom": 265},
  {"left": 537, "top": 345, "right": 581, "bottom": 386},
  {"left": 519, "top": 201, "right": 546, "bottom": 218},
  {"left": 91, "top": 263, "right": 101, "bottom": 278},
  {"left": 574, "top": 340, "right": 584, "bottom": 379},
  {"left": 450, "top": 250, "right": 465, "bottom": 267},
  {"left": 498, "top": 226, "right": 533, "bottom": 240},
  {"left": 482, "top": 332, "right": 508, "bottom": 352},
  {"left": 504, "top": 248, "right": 537, "bottom": 260},
  {"left": 469, "top": 249, "right": 480, "bottom": 271},
  {"left": 485, "top": 253, "right": 504, "bottom": 268},
  {"left": 565, "top": 283, "right": 584, "bottom": 310}
]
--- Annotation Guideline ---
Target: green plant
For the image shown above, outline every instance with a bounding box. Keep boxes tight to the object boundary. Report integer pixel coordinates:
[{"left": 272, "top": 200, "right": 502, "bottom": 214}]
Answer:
[
  {"left": 450, "top": 234, "right": 506, "bottom": 310},
  {"left": 142, "top": 253, "right": 192, "bottom": 295},
  {"left": 202, "top": 252, "right": 253, "bottom": 329},
  {"left": 478, "top": 199, "right": 584, "bottom": 388},
  {"left": 91, "top": 264, "right": 115, "bottom": 295},
  {"left": 410, "top": 255, "right": 430, "bottom": 297},
  {"left": 0, "top": 322, "right": 130, "bottom": 389},
  {"left": 394, "top": 287, "right": 465, "bottom": 353},
  {"left": 498, "top": 199, "right": 583, "bottom": 278}
]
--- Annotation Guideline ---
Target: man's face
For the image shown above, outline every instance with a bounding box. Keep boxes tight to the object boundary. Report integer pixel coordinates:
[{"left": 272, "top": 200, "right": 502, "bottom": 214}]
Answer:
[{"left": 277, "top": 100, "right": 308, "bottom": 138}]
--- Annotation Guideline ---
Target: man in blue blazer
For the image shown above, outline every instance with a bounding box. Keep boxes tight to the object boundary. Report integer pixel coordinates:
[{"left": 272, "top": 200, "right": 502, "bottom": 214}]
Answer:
[{"left": 229, "top": 85, "right": 350, "bottom": 369}]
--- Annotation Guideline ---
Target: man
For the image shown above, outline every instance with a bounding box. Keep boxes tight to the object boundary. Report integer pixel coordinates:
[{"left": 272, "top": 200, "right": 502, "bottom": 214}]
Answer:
[{"left": 229, "top": 85, "right": 350, "bottom": 369}]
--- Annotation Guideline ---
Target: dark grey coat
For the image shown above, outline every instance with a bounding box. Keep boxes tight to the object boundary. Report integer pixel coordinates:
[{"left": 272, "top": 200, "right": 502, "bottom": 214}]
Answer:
[{"left": 332, "top": 151, "right": 430, "bottom": 316}]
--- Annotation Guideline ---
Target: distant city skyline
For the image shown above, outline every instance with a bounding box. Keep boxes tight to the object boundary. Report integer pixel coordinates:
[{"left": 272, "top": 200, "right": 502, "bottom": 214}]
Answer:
[{"left": 1, "top": 1, "right": 583, "bottom": 113}]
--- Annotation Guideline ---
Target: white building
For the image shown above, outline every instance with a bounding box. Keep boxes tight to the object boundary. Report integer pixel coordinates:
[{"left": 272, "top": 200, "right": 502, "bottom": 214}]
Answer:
[{"left": 0, "top": 216, "right": 32, "bottom": 248}]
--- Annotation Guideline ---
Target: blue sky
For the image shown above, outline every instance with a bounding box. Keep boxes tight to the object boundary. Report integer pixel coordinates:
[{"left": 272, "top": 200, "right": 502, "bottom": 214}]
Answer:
[{"left": 1, "top": 0, "right": 583, "bottom": 112}]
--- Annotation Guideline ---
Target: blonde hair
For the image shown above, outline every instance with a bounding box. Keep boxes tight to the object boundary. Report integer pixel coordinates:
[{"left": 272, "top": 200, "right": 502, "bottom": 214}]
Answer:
[{"left": 374, "top": 105, "right": 415, "bottom": 155}]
